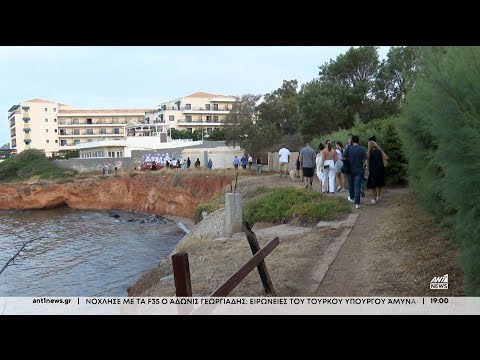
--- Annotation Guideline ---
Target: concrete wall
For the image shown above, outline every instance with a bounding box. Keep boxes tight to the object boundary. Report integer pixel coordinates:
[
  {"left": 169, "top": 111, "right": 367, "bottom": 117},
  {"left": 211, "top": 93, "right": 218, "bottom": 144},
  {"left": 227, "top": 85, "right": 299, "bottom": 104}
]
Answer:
[
  {"left": 54, "top": 157, "right": 136, "bottom": 173},
  {"left": 172, "top": 208, "right": 226, "bottom": 254},
  {"left": 182, "top": 147, "right": 244, "bottom": 169}
]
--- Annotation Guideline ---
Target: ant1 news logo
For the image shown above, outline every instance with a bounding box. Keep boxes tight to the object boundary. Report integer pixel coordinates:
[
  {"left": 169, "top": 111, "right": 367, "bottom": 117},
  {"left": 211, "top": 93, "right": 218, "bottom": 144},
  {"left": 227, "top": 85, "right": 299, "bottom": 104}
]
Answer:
[{"left": 430, "top": 274, "right": 448, "bottom": 289}]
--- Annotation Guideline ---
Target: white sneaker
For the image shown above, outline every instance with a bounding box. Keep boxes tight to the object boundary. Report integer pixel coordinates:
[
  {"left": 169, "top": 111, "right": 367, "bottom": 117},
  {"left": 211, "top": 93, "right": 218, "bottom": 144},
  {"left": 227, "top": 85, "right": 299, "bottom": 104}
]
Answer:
[
  {"left": 347, "top": 197, "right": 355, "bottom": 203},
  {"left": 371, "top": 199, "right": 376, "bottom": 204},
  {"left": 355, "top": 204, "right": 361, "bottom": 209}
]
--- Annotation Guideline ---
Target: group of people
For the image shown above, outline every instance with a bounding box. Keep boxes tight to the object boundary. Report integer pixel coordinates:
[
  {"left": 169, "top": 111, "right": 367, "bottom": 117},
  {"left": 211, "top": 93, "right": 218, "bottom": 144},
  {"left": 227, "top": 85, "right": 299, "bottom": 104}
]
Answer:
[
  {"left": 233, "top": 154, "right": 262, "bottom": 175},
  {"left": 284, "top": 133, "right": 388, "bottom": 209}
]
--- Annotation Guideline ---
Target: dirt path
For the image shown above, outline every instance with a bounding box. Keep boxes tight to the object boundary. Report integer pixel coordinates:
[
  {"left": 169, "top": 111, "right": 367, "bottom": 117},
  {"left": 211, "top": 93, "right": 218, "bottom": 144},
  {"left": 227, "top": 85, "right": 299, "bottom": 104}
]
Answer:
[{"left": 315, "top": 187, "right": 410, "bottom": 296}]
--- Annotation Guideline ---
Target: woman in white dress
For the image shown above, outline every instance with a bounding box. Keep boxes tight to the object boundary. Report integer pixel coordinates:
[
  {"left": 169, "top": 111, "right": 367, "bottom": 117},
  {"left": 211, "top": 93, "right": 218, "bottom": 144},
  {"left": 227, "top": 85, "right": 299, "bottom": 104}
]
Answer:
[{"left": 316, "top": 143, "right": 325, "bottom": 187}]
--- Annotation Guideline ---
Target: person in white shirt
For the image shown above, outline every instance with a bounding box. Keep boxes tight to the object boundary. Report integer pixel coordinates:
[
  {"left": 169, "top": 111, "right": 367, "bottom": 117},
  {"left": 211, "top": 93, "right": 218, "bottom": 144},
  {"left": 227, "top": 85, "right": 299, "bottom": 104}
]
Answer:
[
  {"left": 248, "top": 154, "right": 253, "bottom": 170},
  {"left": 278, "top": 145, "right": 291, "bottom": 178}
]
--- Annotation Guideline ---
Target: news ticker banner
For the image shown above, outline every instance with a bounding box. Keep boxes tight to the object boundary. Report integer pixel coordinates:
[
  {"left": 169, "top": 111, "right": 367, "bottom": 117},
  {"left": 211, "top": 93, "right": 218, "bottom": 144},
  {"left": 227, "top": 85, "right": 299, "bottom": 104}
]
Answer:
[{"left": 1, "top": 297, "right": 480, "bottom": 315}]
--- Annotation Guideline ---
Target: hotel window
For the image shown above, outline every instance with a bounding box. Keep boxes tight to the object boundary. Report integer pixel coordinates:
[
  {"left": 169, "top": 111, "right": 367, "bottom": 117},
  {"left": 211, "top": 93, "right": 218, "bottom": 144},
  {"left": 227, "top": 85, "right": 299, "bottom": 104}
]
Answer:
[
  {"left": 46, "top": 129, "right": 48, "bottom": 133},
  {"left": 61, "top": 140, "right": 67, "bottom": 146},
  {"left": 74, "top": 139, "right": 80, "bottom": 145},
  {"left": 213, "top": 104, "right": 219, "bottom": 111},
  {"left": 73, "top": 118, "right": 79, "bottom": 124},
  {"left": 45, "top": 107, "right": 48, "bottom": 112},
  {"left": 186, "top": 128, "right": 192, "bottom": 133},
  {"left": 87, "top": 139, "right": 93, "bottom": 142},
  {"left": 55, "top": 140, "right": 58, "bottom": 143},
  {"left": 108, "top": 152, "right": 112, "bottom": 157},
  {"left": 169, "top": 115, "right": 174, "bottom": 121},
  {"left": 54, "top": 129, "right": 57, "bottom": 133},
  {"left": 113, "top": 128, "right": 120, "bottom": 134},
  {"left": 205, "top": 104, "right": 211, "bottom": 110},
  {"left": 213, "top": 115, "right": 219, "bottom": 122},
  {"left": 186, "top": 116, "right": 192, "bottom": 123},
  {"left": 53, "top": 108, "right": 56, "bottom": 112},
  {"left": 185, "top": 104, "right": 191, "bottom": 110},
  {"left": 113, "top": 118, "right": 119, "bottom": 124},
  {"left": 86, "top": 129, "right": 94, "bottom": 135},
  {"left": 100, "top": 128, "right": 106, "bottom": 134},
  {"left": 73, "top": 129, "right": 80, "bottom": 135},
  {"left": 207, "top": 128, "right": 212, "bottom": 135},
  {"left": 46, "top": 140, "right": 50, "bottom": 144},
  {"left": 206, "top": 116, "right": 212, "bottom": 122},
  {"left": 45, "top": 118, "right": 48, "bottom": 123},
  {"left": 54, "top": 118, "right": 57, "bottom": 122},
  {"left": 87, "top": 118, "right": 93, "bottom": 125}
]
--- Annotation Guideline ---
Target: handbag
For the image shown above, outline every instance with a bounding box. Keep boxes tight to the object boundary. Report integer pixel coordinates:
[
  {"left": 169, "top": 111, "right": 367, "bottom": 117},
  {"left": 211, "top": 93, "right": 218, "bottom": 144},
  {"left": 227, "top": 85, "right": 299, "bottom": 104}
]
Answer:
[{"left": 341, "top": 148, "right": 350, "bottom": 174}]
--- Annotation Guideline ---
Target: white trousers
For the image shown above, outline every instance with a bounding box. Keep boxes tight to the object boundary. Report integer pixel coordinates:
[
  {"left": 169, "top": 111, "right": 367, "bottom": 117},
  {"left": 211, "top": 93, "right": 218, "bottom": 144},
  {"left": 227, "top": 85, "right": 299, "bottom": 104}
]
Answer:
[{"left": 322, "top": 160, "right": 336, "bottom": 193}]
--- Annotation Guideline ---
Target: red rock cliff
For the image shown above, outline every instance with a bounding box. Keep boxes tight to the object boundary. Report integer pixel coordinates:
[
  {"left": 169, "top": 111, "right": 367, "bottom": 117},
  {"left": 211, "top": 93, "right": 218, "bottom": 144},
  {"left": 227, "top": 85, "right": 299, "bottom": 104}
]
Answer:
[{"left": 0, "top": 173, "right": 232, "bottom": 218}]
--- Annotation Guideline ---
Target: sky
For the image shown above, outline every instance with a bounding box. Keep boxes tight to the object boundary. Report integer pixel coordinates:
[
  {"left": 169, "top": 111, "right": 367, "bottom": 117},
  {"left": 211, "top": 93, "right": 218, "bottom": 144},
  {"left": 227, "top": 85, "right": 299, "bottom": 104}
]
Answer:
[{"left": 0, "top": 46, "right": 390, "bottom": 146}]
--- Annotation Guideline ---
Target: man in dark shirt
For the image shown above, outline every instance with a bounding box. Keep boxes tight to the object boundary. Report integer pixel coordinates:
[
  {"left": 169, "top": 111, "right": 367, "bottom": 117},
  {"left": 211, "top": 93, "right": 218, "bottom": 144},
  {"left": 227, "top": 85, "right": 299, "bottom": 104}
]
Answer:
[{"left": 343, "top": 135, "right": 367, "bottom": 209}]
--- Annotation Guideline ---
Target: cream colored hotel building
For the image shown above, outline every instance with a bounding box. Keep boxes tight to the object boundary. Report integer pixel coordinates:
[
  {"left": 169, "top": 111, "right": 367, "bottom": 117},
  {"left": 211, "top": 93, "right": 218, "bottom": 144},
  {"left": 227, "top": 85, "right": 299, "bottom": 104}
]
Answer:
[{"left": 8, "top": 92, "right": 237, "bottom": 157}]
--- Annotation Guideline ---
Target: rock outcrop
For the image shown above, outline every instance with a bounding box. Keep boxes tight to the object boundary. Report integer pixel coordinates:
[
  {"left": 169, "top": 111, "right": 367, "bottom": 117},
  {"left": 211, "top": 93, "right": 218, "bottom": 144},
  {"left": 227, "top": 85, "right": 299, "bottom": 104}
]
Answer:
[{"left": 0, "top": 173, "right": 231, "bottom": 219}]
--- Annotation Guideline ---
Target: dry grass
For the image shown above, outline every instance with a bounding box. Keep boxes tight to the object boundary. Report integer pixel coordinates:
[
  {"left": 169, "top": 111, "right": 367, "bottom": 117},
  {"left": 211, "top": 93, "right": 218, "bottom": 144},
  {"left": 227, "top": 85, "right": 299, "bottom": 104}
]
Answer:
[
  {"left": 130, "top": 226, "right": 338, "bottom": 297},
  {"left": 360, "top": 192, "right": 464, "bottom": 296}
]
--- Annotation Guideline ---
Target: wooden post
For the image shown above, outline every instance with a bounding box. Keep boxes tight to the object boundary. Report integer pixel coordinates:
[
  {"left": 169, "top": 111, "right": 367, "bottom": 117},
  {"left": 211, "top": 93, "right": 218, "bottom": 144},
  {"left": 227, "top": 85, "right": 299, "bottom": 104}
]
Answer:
[
  {"left": 210, "top": 237, "right": 279, "bottom": 297},
  {"left": 243, "top": 221, "right": 277, "bottom": 296},
  {"left": 172, "top": 252, "right": 192, "bottom": 297}
]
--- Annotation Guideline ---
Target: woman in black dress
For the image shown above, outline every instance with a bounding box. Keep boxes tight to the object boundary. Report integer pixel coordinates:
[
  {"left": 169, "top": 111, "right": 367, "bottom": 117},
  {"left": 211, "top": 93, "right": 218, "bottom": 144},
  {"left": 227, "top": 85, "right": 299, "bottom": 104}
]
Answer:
[{"left": 366, "top": 141, "right": 386, "bottom": 204}]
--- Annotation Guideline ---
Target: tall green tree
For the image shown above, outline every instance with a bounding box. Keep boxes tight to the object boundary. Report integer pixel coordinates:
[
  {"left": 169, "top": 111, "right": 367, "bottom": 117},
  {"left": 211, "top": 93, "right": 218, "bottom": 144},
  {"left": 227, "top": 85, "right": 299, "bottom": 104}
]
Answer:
[
  {"left": 223, "top": 94, "right": 262, "bottom": 149},
  {"left": 375, "top": 46, "right": 423, "bottom": 116},
  {"left": 297, "top": 80, "right": 347, "bottom": 141},
  {"left": 257, "top": 80, "right": 300, "bottom": 135},
  {"left": 318, "top": 46, "right": 381, "bottom": 124}
]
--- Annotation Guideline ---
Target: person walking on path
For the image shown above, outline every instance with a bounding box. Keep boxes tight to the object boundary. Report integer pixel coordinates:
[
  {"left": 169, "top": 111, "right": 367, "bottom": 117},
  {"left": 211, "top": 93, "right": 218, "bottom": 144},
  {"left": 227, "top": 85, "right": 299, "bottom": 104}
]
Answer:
[
  {"left": 102, "top": 163, "right": 108, "bottom": 175},
  {"left": 316, "top": 143, "right": 325, "bottom": 188},
  {"left": 335, "top": 141, "right": 346, "bottom": 192},
  {"left": 248, "top": 154, "right": 253, "bottom": 170},
  {"left": 207, "top": 159, "right": 213, "bottom": 170},
  {"left": 343, "top": 135, "right": 367, "bottom": 209},
  {"left": 241, "top": 155, "right": 247, "bottom": 169},
  {"left": 187, "top": 157, "right": 191, "bottom": 170},
  {"left": 366, "top": 140, "right": 387, "bottom": 204},
  {"left": 278, "top": 145, "right": 291, "bottom": 178},
  {"left": 233, "top": 156, "right": 240, "bottom": 170},
  {"left": 320, "top": 141, "right": 338, "bottom": 194},
  {"left": 255, "top": 155, "right": 262, "bottom": 175},
  {"left": 300, "top": 142, "right": 317, "bottom": 189}
]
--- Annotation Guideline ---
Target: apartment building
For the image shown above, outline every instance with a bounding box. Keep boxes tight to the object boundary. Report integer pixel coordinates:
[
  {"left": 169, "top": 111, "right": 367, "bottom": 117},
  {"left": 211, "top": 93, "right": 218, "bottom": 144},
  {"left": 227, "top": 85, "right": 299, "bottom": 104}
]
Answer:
[
  {"left": 57, "top": 109, "right": 148, "bottom": 152},
  {"left": 8, "top": 98, "right": 151, "bottom": 157},
  {"left": 155, "top": 92, "right": 238, "bottom": 137},
  {"left": 8, "top": 99, "right": 72, "bottom": 157}
]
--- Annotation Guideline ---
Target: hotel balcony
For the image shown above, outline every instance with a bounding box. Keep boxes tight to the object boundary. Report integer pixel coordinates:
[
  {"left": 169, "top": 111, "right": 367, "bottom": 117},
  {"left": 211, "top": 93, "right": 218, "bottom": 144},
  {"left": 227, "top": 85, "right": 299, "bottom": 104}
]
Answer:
[
  {"left": 158, "top": 106, "right": 232, "bottom": 114},
  {"left": 58, "top": 131, "right": 125, "bottom": 137},
  {"left": 58, "top": 122, "right": 127, "bottom": 126},
  {"left": 177, "top": 119, "right": 223, "bottom": 126}
]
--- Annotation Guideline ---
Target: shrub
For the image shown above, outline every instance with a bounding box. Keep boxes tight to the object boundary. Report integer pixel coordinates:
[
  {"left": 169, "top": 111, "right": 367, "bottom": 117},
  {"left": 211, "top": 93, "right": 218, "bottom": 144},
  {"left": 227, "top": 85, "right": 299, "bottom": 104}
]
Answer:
[
  {"left": 400, "top": 46, "right": 480, "bottom": 295},
  {"left": 244, "top": 187, "right": 350, "bottom": 225}
]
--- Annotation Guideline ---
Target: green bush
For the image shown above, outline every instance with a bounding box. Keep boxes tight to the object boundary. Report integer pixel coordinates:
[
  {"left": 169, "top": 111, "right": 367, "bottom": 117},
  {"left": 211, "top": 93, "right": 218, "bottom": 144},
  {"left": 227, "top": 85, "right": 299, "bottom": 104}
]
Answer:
[
  {"left": 400, "top": 46, "right": 480, "bottom": 295},
  {"left": 244, "top": 187, "right": 350, "bottom": 225},
  {"left": 0, "top": 149, "right": 70, "bottom": 182}
]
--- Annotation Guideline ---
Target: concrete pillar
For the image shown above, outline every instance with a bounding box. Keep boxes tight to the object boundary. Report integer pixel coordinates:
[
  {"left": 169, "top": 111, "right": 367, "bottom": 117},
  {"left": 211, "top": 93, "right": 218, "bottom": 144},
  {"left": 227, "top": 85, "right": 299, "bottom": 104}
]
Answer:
[{"left": 225, "top": 193, "right": 242, "bottom": 234}]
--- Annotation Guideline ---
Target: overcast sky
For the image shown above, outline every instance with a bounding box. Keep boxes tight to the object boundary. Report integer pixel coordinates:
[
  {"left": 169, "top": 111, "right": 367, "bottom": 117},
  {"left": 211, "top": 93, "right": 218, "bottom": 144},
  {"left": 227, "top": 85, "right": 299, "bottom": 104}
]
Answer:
[{"left": 0, "top": 46, "right": 390, "bottom": 145}]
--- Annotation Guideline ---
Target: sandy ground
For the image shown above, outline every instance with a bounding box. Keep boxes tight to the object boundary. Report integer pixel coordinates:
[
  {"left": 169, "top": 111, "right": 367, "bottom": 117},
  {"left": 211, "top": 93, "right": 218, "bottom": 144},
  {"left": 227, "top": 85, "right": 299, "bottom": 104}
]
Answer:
[{"left": 129, "top": 172, "right": 464, "bottom": 297}]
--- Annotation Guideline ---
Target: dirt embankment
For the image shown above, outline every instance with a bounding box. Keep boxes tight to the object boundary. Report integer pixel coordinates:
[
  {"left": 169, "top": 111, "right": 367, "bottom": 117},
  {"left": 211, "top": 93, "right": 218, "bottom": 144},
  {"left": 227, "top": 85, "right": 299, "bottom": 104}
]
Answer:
[{"left": 0, "top": 173, "right": 232, "bottom": 218}]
